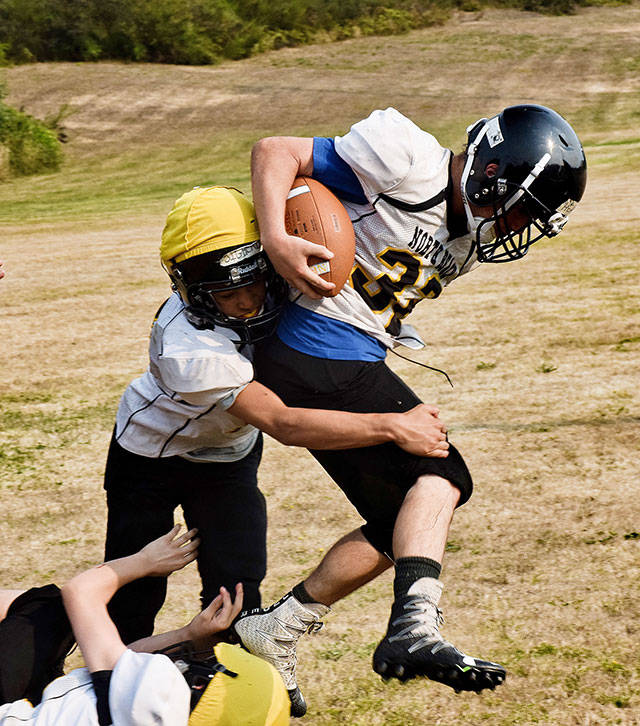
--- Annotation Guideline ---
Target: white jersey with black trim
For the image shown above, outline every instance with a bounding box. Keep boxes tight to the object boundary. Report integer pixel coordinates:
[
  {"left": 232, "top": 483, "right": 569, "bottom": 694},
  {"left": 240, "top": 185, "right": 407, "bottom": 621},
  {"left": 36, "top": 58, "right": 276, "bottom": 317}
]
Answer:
[
  {"left": 296, "top": 107, "right": 479, "bottom": 349},
  {"left": 115, "top": 293, "right": 258, "bottom": 462},
  {"left": 0, "top": 650, "right": 189, "bottom": 726}
]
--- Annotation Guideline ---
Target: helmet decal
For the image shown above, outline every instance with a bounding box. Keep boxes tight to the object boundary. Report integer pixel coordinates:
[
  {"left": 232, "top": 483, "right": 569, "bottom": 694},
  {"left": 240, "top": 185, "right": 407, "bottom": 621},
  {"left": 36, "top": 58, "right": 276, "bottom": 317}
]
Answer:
[
  {"left": 219, "top": 241, "right": 262, "bottom": 267},
  {"left": 485, "top": 116, "right": 504, "bottom": 148}
]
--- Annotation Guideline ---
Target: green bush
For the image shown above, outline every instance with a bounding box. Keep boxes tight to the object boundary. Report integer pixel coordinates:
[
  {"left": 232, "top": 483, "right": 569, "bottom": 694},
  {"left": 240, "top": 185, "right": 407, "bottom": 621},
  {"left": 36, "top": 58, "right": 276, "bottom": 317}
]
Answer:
[
  {"left": 0, "top": 0, "right": 633, "bottom": 65},
  {"left": 0, "top": 84, "right": 62, "bottom": 176}
]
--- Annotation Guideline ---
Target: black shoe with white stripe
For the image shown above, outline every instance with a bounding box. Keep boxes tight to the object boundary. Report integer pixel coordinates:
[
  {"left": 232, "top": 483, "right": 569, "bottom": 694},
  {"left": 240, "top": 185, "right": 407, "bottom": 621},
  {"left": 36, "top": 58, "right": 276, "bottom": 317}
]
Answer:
[{"left": 373, "top": 578, "right": 506, "bottom": 693}]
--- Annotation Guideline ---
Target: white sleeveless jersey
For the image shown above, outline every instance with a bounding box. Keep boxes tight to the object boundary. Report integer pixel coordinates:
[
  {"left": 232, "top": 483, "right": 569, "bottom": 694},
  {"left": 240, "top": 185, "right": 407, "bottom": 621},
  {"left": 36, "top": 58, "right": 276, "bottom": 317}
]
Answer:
[
  {"left": 115, "top": 293, "right": 258, "bottom": 462},
  {"left": 296, "top": 107, "right": 479, "bottom": 348}
]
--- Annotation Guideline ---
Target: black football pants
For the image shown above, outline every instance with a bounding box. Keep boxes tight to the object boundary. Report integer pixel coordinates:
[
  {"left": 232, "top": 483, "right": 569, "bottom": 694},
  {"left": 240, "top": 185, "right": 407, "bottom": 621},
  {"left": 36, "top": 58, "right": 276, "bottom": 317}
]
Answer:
[
  {"left": 254, "top": 336, "right": 473, "bottom": 557},
  {"left": 103, "top": 432, "right": 266, "bottom": 645}
]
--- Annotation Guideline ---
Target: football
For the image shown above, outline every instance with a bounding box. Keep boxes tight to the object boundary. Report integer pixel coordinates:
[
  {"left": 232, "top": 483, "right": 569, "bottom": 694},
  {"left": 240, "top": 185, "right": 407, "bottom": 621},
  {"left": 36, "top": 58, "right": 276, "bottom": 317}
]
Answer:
[{"left": 284, "top": 176, "right": 356, "bottom": 296}]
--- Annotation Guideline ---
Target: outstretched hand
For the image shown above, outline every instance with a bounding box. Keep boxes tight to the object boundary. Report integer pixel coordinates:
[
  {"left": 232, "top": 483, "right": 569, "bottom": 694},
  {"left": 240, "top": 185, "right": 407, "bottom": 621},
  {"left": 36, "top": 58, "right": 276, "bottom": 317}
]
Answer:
[
  {"left": 138, "top": 524, "right": 200, "bottom": 577},
  {"left": 264, "top": 233, "right": 335, "bottom": 299},
  {"left": 394, "top": 404, "right": 449, "bottom": 458},
  {"left": 187, "top": 584, "right": 244, "bottom": 643}
]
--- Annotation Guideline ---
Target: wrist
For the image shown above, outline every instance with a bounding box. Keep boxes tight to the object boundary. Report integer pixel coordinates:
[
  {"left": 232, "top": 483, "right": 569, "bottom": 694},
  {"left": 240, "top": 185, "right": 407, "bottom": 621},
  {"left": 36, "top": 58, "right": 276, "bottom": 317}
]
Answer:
[
  {"left": 184, "top": 622, "right": 212, "bottom": 650},
  {"left": 377, "top": 412, "right": 401, "bottom": 444},
  {"left": 260, "top": 227, "right": 287, "bottom": 252},
  {"left": 172, "top": 624, "right": 192, "bottom": 644},
  {"left": 127, "top": 551, "right": 152, "bottom": 580}
]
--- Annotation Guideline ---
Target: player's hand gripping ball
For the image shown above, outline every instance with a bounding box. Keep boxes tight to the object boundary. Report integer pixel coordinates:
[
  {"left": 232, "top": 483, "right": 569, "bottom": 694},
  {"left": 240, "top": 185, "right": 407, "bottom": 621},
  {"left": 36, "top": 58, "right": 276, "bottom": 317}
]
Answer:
[{"left": 285, "top": 177, "right": 356, "bottom": 297}]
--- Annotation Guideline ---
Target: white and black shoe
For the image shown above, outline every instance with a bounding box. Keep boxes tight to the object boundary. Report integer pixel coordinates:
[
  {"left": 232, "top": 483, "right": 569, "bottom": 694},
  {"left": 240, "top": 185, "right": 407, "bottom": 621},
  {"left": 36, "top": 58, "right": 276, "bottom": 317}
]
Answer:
[
  {"left": 234, "top": 592, "right": 330, "bottom": 717},
  {"left": 373, "top": 578, "right": 506, "bottom": 692}
]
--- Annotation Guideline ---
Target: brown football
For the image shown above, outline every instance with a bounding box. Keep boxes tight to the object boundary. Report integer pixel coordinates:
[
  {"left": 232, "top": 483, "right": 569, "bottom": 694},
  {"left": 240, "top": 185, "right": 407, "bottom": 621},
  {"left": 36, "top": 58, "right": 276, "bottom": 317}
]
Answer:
[{"left": 284, "top": 176, "right": 356, "bottom": 297}]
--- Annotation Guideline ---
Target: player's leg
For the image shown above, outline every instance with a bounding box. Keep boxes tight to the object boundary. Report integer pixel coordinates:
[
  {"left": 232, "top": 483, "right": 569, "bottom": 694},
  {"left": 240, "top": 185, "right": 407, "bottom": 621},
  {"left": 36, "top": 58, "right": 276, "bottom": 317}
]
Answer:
[
  {"left": 372, "top": 473, "right": 506, "bottom": 692},
  {"left": 304, "top": 528, "right": 392, "bottom": 605},
  {"left": 392, "top": 472, "right": 460, "bottom": 560},
  {"left": 249, "top": 338, "right": 504, "bottom": 703},
  {"left": 235, "top": 527, "right": 390, "bottom": 716},
  {"left": 181, "top": 435, "right": 267, "bottom": 614},
  {"left": 103, "top": 432, "right": 179, "bottom": 644}
]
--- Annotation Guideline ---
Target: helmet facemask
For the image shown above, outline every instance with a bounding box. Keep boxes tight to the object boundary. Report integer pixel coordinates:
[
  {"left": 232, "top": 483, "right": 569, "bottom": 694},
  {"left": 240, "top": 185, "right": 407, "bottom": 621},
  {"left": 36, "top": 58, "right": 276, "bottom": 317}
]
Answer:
[
  {"left": 472, "top": 177, "right": 574, "bottom": 263},
  {"left": 169, "top": 242, "right": 287, "bottom": 344},
  {"left": 155, "top": 640, "right": 238, "bottom": 714}
]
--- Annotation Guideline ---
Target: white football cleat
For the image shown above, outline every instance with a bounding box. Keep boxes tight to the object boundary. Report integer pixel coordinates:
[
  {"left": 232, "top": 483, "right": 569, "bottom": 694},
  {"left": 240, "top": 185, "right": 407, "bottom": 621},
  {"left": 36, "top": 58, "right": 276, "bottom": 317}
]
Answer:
[{"left": 234, "top": 592, "right": 330, "bottom": 717}]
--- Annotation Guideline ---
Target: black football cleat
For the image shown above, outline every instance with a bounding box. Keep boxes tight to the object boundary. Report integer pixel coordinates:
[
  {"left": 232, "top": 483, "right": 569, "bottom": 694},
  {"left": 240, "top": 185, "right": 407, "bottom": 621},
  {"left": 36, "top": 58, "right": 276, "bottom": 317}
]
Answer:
[{"left": 373, "top": 578, "right": 506, "bottom": 693}]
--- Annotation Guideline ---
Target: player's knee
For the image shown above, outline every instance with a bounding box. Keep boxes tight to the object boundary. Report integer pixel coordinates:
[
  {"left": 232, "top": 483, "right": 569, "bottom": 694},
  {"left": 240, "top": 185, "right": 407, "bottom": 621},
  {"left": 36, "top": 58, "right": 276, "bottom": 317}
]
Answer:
[{"left": 406, "top": 475, "right": 461, "bottom": 509}]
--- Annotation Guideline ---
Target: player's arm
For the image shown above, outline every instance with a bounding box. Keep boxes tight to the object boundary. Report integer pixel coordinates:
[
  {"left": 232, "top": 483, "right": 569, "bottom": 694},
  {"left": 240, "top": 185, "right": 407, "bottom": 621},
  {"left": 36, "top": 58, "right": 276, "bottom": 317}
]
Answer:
[
  {"left": 0, "top": 590, "right": 25, "bottom": 622},
  {"left": 251, "top": 136, "right": 335, "bottom": 298},
  {"left": 228, "top": 380, "right": 449, "bottom": 457},
  {"left": 128, "top": 583, "right": 243, "bottom": 654},
  {"left": 61, "top": 526, "right": 199, "bottom": 672}
]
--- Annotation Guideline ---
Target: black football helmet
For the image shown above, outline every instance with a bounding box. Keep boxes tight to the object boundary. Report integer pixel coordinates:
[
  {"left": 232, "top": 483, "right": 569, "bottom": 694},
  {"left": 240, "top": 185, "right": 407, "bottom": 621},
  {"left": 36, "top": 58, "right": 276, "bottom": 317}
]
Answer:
[
  {"left": 460, "top": 104, "right": 587, "bottom": 262},
  {"left": 169, "top": 241, "right": 287, "bottom": 344}
]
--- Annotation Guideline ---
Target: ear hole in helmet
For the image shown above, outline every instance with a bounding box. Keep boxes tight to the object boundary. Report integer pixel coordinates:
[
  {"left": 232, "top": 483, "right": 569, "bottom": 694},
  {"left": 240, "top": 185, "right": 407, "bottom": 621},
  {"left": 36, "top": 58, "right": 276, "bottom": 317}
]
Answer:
[{"left": 485, "top": 162, "right": 499, "bottom": 178}]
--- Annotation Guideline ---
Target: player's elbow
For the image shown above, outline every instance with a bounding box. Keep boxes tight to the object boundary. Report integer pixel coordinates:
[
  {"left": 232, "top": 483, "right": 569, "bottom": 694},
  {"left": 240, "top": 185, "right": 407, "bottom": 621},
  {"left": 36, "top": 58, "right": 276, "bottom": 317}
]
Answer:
[
  {"left": 264, "top": 413, "right": 299, "bottom": 447},
  {"left": 61, "top": 575, "right": 86, "bottom": 612},
  {"left": 252, "top": 136, "right": 312, "bottom": 176},
  {"left": 251, "top": 137, "right": 281, "bottom": 168},
  {"left": 62, "top": 569, "right": 110, "bottom": 609}
]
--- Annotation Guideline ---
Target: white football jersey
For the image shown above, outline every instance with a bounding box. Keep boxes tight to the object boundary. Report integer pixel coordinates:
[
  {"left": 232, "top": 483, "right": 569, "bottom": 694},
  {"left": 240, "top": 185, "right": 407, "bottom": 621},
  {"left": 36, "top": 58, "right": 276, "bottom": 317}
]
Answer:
[
  {"left": 0, "top": 650, "right": 189, "bottom": 726},
  {"left": 296, "top": 107, "right": 479, "bottom": 348},
  {"left": 115, "top": 293, "right": 258, "bottom": 462}
]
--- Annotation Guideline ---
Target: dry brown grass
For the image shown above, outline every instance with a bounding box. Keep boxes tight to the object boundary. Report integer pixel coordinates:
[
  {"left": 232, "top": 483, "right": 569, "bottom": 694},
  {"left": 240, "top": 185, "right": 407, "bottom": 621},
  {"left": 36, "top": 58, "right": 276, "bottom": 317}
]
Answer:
[{"left": 1, "top": 4, "right": 639, "bottom": 724}]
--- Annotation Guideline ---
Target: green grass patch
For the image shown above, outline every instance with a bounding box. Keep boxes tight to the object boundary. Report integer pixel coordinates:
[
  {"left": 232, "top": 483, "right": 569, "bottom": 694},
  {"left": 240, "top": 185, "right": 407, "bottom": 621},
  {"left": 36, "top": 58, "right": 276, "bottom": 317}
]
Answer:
[{"left": 0, "top": 133, "right": 254, "bottom": 223}]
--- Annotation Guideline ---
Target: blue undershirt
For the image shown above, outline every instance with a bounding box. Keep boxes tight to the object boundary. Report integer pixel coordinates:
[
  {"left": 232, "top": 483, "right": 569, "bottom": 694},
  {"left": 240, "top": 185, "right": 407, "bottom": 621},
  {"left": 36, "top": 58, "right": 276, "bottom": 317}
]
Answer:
[
  {"left": 311, "top": 137, "right": 368, "bottom": 205},
  {"left": 277, "top": 301, "right": 387, "bottom": 361},
  {"left": 276, "top": 138, "right": 387, "bottom": 361}
]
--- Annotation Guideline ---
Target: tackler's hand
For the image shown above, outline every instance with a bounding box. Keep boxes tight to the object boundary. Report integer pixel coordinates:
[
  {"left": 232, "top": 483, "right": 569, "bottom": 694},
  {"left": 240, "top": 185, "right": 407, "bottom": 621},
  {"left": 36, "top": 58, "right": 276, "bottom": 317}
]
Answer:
[
  {"left": 392, "top": 404, "right": 449, "bottom": 458},
  {"left": 187, "top": 584, "right": 244, "bottom": 641},
  {"left": 263, "top": 232, "right": 335, "bottom": 299},
  {"left": 138, "top": 524, "right": 200, "bottom": 577}
]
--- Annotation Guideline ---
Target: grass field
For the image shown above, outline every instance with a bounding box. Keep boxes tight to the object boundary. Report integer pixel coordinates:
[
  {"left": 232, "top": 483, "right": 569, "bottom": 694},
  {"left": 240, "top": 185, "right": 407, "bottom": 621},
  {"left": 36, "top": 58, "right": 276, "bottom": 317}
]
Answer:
[{"left": 1, "top": 4, "right": 639, "bottom": 724}]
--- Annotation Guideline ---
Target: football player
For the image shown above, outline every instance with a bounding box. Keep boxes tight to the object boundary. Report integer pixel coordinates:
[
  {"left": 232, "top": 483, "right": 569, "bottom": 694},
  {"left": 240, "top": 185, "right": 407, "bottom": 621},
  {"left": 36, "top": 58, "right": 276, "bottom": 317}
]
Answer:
[
  {"left": 0, "top": 526, "right": 290, "bottom": 725},
  {"left": 104, "top": 185, "right": 450, "bottom": 647},
  {"left": 234, "top": 105, "right": 587, "bottom": 715}
]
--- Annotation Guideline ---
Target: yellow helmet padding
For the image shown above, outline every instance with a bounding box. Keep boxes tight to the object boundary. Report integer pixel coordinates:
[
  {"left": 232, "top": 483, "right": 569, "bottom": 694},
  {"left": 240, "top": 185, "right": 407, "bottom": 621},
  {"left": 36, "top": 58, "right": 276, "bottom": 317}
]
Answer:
[
  {"left": 161, "top": 187, "right": 260, "bottom": 266},
  {"left": 188, "top": 643, "right": 290, "bottom": 726}
]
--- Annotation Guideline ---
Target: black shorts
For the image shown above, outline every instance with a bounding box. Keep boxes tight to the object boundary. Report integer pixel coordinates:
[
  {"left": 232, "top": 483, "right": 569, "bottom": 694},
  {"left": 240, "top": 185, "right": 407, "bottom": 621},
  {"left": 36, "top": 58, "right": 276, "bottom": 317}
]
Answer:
[
  {"left": 0, "top": 585, "right": 74, "bottom": 706},
  {"left": 253, "top": 336, "right": 473, "bottom": 556}
]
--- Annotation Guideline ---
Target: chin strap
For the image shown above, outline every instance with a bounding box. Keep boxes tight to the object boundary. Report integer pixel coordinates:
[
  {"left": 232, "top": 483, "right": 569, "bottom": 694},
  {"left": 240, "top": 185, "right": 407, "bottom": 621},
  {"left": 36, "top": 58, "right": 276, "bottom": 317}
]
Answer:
[
  {"left": 184, "top": 307, "right": 214, "bottom": 330},
  {"left": 389, "top": 347, "right": 453, "bottom": 388}
]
